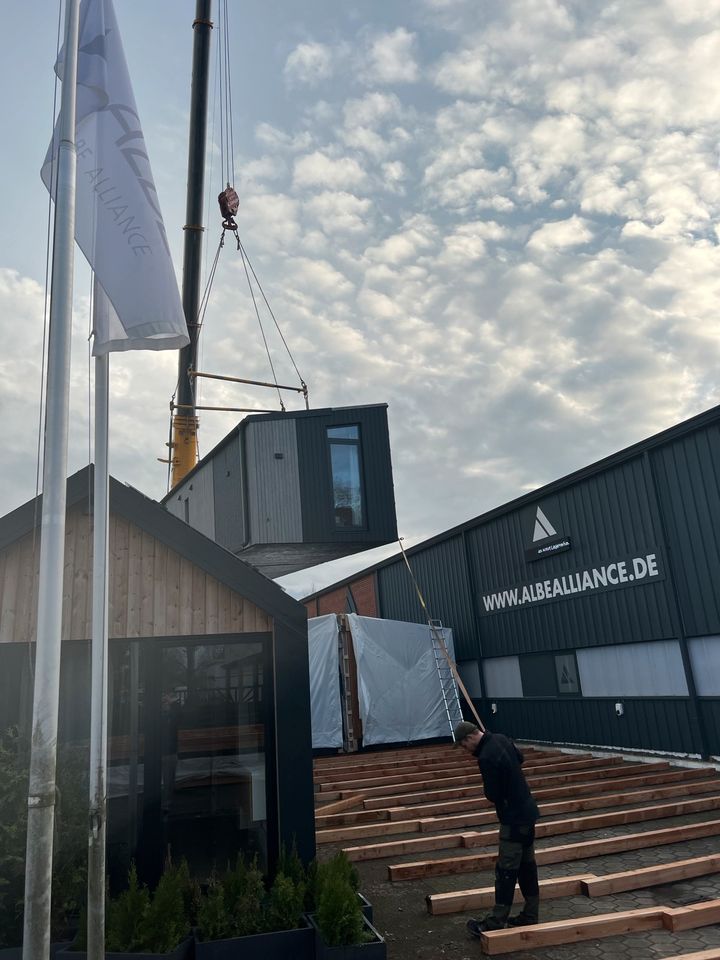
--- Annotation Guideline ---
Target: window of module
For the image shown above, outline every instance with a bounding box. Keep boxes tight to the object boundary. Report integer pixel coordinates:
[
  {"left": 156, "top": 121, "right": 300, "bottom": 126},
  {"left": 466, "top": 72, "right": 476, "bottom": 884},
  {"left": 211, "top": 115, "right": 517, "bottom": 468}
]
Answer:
[{"left": 327, "top": 424, "right": 364, "bottom": 528}]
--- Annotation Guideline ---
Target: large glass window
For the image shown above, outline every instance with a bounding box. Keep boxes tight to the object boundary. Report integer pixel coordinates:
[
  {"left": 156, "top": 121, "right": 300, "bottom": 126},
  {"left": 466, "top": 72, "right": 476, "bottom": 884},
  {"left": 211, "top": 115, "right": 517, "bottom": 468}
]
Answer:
[
  {"left": 327, "top": 424, "right": 364, "bottom": 528},
  {"left": 107, "top": 636, "right": 270, "bottom": 888}
]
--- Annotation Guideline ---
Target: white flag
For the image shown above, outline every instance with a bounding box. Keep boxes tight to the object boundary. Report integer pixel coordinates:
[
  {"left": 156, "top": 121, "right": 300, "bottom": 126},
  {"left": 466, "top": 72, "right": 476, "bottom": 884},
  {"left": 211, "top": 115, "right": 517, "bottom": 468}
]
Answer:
[{"left": 41, "top": 0, "right": 189, "bottom": 356}]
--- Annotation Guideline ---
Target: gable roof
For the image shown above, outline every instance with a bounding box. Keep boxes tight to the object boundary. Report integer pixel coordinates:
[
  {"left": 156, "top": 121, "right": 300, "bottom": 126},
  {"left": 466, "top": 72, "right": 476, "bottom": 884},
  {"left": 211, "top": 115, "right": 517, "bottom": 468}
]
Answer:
[{"left": 0, "top": 466, "right": 306, "bottom": 633}]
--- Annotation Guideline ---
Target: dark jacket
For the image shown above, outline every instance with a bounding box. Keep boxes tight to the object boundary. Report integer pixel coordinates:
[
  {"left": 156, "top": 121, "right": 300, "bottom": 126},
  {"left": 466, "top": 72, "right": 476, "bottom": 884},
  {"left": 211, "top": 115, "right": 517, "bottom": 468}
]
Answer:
[{"left": 473, "top": 731, "right": 539, "bottom": 826}]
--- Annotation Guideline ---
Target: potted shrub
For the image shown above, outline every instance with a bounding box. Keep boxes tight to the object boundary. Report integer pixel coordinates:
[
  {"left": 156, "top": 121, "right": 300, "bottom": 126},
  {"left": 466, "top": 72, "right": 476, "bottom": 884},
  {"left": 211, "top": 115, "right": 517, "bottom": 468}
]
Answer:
[
  {"left": 60, "top": 861, "right": 193, "bottom": 959},
  {"left": 0, "top": 729, "right": 85, "bottom": 958},
  {"left": 194, "top": 852, "right": 313, "bottom": 960},
  {"left": 305, "top": 853, "right": 373, "bottom": 925},
  {"left": 307, "top": 854, "right": 386, "bottom": 960}
]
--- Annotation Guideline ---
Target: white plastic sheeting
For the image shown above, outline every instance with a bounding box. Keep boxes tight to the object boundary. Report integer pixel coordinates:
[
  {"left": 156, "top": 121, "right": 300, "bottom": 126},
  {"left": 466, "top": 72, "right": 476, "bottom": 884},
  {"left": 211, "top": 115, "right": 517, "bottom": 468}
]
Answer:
[
  {"left": 348, "top": 614, "right": 456, "bottom": 745},
  {"left": 307, "top": 615, "right": 343, "bottom": 748}
]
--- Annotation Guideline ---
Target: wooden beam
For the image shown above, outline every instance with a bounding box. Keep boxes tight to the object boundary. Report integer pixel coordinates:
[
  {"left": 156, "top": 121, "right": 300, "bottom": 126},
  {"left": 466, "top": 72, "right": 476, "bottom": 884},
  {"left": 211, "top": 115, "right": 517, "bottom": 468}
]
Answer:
[
  {"left": 426, "top": 874, "right": 592, "bottom": 915},
  {"left": 662, "top": 899, "right": 720, "bottom": 933},
  {"left": 345, "top": 831, "right": 469, "bottom": 862},
  {"left": 657, "top": 949, "right": 720, "bottom": 960},
  {"left": 361, "top": 765, "right": 713, "bottom": 811},
  {"left": 480, "top": 899, "right": 720, "bottom": 954},
  {"left": 387, "top": 819, "right": 720, "bottom": 881},
  {"left": 314, "top": 793, "right": 369, "bottom": 817},
  {"left": 388, "top": 775, "right": 720, "bottom": 823},
  {"left": 344, "top": 794, "right": 720, "bottom": 859},
  {"left": 479, "top": 907, "right": 664, "bottom": 954},
  {"left": 582, "top": 854, "right": 720, "bottom": 897}
]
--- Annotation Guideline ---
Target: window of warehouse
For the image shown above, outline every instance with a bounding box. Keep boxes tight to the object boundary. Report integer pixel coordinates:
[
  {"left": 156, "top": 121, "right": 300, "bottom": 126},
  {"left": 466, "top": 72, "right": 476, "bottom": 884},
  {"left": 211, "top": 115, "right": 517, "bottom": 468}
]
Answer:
[
  {"left": 483, "top": 656, "right": 523, "bottom": 698},
  {"left": 576, "top": 640, "right": 689, "bottom": 697},
  {"left": 688, "top": 636, "right": 720, "bottom": 696}
]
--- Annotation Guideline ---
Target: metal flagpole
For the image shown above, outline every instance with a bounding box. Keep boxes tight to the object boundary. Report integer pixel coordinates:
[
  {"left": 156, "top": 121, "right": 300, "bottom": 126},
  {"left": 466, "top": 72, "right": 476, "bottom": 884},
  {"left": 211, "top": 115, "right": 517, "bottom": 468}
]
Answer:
[
  {"left": 88, "top": 317, "right": 110, "bottom": 959},
  {"left": 23, "top": 0, "right": 81, "bottom": 957}
]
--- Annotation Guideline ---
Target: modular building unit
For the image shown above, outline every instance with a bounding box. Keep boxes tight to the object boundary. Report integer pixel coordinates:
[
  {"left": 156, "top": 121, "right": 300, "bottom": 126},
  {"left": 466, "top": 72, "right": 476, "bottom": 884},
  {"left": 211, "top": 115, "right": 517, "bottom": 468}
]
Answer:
[
  {"left": 164, "top": 404, "right": 397, "bottom": 578},
  {"left": 305, "top": 404, "right": 720, "bottom": 758}
]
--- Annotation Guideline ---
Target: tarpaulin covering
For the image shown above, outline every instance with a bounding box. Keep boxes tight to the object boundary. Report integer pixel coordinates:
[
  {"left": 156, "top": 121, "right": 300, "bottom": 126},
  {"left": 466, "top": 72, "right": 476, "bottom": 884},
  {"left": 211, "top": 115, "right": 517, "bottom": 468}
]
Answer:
[
  {"left": 347, "top": 614, "right": 456, "bottom": 745},
  {"left": 308, "top": 614, "right": 343, "bottom": 748}
]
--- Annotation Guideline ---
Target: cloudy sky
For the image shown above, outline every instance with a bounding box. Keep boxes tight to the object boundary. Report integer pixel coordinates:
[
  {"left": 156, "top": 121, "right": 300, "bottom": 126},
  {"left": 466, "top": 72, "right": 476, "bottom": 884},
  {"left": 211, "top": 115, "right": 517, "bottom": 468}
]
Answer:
[{"left": 2, "top": 0, "right": 720, "bottom": 598}]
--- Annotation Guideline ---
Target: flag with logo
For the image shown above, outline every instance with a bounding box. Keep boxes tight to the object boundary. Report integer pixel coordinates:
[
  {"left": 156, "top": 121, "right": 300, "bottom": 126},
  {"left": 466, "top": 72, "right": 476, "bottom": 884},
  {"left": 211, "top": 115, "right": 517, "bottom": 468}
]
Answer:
[{"left": 41, "top": 0, "right": 188, "bottom": 355}]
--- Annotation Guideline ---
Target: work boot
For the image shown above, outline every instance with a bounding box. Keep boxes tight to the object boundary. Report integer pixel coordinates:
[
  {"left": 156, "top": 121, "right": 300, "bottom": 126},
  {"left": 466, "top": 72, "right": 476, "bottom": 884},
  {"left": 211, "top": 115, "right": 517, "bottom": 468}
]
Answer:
[
  {"left": 506, "top": 894, "right": 540, "bottom": 927},
  {"left": 466, "top": 915, "right": 506, "bottom": 938}
]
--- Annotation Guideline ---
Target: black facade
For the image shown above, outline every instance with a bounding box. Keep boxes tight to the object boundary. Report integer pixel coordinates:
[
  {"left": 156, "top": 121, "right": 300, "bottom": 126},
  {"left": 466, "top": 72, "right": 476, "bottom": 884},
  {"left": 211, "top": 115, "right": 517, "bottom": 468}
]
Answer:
[
  {"left": 309, "top": 405, "right": 720, "bottom": 759},
  {"left": 164, "top": 404, "right": 397, "bottom": 577}
]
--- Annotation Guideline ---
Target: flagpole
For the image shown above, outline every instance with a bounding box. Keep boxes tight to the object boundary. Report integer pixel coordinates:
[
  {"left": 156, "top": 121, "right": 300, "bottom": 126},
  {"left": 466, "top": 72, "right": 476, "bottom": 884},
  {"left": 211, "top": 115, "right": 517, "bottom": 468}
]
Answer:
[
  {"left": 23, "top": 0, "right": 81, "bottom": 957},
  {"left": 88, "top": 319, "right": 110, "bottom": 959}
]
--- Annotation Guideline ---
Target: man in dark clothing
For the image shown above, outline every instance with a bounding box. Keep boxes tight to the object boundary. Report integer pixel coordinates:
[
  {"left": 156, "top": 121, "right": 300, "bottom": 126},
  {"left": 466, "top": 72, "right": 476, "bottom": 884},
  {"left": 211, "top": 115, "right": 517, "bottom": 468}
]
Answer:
[{"left": 453, "top": 720, "right": 540, "bottom": 936}]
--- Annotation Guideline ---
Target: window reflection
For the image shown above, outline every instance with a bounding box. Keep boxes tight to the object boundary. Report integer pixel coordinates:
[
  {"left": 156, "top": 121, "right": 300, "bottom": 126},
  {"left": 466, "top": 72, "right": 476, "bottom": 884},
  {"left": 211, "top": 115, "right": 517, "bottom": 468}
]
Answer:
[
  {"left": 107, "top": 637, "right": 268, "bottom": 886},
  {"left": 328, "top": 424, "right": 364, "bottom": 528}
]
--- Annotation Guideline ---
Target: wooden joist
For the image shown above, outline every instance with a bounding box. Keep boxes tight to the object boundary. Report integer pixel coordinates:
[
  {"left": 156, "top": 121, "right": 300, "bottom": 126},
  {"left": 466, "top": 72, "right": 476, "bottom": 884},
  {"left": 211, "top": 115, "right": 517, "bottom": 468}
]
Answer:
[
  {"left": 334, "top": 759, "right": 673, "bottom": 803},
  {"left": 387, "top": 818, "right": 720, "bottom": 881},
  {"left": 336, "top": 795, "right": 720, "bottom": 859},
  {"left": 316, "top": 756, "right": 626, "bottom": 793},
  {"left": 387, "top": 774, "right": 719, "bottom": 823},
  {"left": 314, "top": 793, "right": 369, "bottom": 817},
  {"left": 480, "top": 899, "right": 720, "bottom": 955},
  {"left": 659, "top": 950, "right": 720, "bottom": 960},
  {"left": 364, "top": 764, "right": 712, "bottom": 811},
  {"left": 582, "top": 853, "right": 720, "bottom": 897},
  {"left": 426, "top": 853, "right": 720, "bottom": 914},
  {"left": 426, "top": 874, "right": 592, "bottom": 915},
  {"left": 480, "top": 906, "right": 664, "bottom": 955}
]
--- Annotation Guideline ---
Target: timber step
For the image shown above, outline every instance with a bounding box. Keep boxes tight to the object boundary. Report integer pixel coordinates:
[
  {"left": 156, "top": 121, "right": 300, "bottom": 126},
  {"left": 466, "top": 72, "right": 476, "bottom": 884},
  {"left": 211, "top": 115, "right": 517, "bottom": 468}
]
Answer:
[
  {"left": 387, "top": 818, "right": 720, "bottom": 880},
  {"left": 426, "top": 853, "right": 720, "bottom": 914},
  {"left": 479, "top": 899, "right": 720, "bottom": 955}
]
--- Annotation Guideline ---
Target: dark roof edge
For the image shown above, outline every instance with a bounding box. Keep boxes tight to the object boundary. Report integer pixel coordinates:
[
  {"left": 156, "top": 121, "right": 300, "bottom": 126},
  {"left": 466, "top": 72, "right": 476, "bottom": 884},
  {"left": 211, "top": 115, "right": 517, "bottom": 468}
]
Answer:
[
  {"left": 301, "top": 402, "right": 720, "bottom": 602},
  {"left": 160, "top": 403, "right": 389, "bottom": 503}
]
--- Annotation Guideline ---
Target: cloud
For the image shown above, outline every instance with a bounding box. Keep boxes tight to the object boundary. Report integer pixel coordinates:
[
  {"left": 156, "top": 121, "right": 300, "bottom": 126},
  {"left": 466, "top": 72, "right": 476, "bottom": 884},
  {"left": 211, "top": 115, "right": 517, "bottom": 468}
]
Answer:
[
  {"left": 527, "top": 216, "right": 595, "bottom": 251},
  {"left": 293, "top": 151, "right": 368, "bottom": 190},
  {"left": 284, "top": 41, "right": 334, "bottom": 86},
  {"left": 366, "top": 28, "right": 419, "bottom": 84}
]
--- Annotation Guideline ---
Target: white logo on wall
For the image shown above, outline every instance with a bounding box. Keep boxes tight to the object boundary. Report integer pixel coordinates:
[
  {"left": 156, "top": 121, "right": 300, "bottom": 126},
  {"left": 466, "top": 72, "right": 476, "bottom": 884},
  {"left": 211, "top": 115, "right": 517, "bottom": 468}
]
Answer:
[{"left": 533, "top": 507, "right": 557, "bottom": 542}]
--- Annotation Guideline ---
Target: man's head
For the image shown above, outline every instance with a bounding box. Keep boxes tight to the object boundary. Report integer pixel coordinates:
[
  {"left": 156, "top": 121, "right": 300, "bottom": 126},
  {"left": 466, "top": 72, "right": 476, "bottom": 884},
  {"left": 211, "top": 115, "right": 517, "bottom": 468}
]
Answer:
[{"left": 453, "top": 720, "right": 482, "bottom": 752}]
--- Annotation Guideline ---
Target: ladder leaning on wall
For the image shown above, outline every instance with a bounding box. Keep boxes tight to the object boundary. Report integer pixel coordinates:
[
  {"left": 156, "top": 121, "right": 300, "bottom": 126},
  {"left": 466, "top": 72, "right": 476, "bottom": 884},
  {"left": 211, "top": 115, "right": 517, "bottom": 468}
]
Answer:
[{"left": 429, "top": 618, "right": 464, "bottom": 735}]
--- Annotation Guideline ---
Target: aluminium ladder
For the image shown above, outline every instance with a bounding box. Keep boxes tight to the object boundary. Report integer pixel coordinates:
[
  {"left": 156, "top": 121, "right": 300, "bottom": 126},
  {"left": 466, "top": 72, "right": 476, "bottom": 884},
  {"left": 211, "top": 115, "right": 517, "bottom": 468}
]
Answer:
[{"left": 429, "top": 618, "right": 464, "bottom": 736}]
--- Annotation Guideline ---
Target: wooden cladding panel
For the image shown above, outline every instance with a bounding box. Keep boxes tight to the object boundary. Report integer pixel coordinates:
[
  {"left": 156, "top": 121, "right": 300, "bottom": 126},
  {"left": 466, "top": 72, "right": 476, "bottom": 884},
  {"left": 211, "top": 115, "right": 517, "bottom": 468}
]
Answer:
[{"left": 0, "top": 509, "right": 271, "bottom": 642}]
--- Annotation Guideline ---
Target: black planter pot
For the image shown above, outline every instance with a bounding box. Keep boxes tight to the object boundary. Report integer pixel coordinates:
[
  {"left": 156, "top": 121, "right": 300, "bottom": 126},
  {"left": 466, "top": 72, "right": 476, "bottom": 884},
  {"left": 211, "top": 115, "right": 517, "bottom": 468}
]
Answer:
[
  {"left": 0, "top": 942, "right": 71, "bottom": 959},
  {"left": 58, "top": 936, "right": 193, "bottom": 960},
  {"left": 357, "top": 893, "right": 373, "bottom": 924},
  {"left": 307, "top": 914, "right": 386, "bottom": 960},
  {"left": 194, "top": 916, "right": 314, "bottom": 960}
]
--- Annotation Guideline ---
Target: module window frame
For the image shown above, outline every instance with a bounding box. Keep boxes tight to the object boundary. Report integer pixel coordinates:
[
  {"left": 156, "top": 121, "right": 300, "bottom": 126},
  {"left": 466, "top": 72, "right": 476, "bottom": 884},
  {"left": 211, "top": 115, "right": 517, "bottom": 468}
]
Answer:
[{"left": 326, "top": 423, "right": 367, "bottom": 531}]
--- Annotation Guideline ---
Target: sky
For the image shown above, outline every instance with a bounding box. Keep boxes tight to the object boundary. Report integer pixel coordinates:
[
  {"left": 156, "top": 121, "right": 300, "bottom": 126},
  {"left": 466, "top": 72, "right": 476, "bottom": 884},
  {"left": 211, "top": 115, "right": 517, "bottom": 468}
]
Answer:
[{"left": 2, "top": 0, "right": 720, "bottom": 600}]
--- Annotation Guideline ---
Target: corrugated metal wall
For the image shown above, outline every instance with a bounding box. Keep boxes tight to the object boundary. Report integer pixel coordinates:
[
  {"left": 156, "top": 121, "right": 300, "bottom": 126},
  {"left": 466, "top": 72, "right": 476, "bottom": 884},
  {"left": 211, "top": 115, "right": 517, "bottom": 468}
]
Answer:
[
  {"left": 297, "top": 406, "right": 397, "bottom": 544},
  {"left": 650, "top": 424, "right": 720, "bottom": 637},
  {"left": 211, "top": 434, "right": 246, "bottom": 552},
  {"left": 466, "top": 455, "right": 678, "bottom": 657},
  {"left": 377, "top": 535, "right": 478, "bottom": 660},
  {"left": 371, "top": 409, "right": 720, "bottom": 756},
  {"left": 245, "top": 419, "right": 303, "bottom": 544}
]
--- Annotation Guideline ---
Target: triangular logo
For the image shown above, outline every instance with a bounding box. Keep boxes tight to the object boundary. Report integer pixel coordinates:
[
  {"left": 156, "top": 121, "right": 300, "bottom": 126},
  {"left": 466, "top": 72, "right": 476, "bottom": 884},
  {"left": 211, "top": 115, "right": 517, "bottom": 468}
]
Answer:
[{"left": 532, "top": 506, "right": 557, "bottom": 542}]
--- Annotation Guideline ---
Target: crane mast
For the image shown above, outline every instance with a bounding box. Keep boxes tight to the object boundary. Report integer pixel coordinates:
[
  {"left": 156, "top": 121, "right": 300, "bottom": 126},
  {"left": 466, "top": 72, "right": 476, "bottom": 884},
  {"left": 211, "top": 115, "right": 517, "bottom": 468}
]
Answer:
[{"left": 170, "top": 0, "right": 212, "bottom": 488}]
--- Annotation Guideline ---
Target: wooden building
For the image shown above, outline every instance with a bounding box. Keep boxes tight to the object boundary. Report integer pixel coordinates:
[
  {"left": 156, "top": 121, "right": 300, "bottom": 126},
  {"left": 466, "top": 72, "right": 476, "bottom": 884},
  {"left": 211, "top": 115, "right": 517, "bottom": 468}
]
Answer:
[{"left": 0, "top": 467, "right": 314, "bottom": 886}]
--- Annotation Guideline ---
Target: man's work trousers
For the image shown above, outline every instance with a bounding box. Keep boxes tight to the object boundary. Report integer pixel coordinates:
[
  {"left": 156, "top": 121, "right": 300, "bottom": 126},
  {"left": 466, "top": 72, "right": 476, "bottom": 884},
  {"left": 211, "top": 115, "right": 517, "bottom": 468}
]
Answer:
[{"left": 491, "top": 823, "right": 539, "bottom": 923}]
